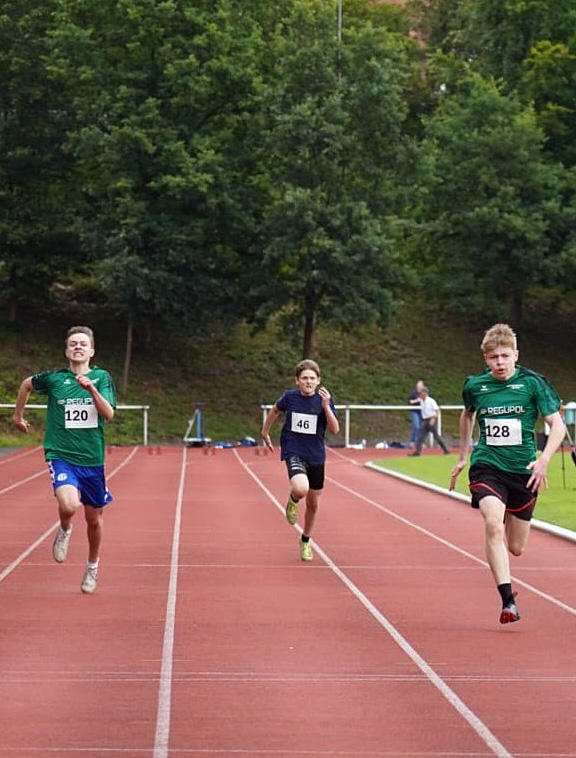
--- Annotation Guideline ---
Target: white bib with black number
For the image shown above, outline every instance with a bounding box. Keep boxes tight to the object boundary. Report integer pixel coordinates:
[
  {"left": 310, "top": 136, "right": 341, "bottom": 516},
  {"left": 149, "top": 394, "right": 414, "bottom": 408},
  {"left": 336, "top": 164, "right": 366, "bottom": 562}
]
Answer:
[
  {"left": 64, "top": 403, "right": 98, "bottom": 429},
  {"left": 291, "top": 412, "right": 317, "bottom": 435},
  {"left": 485, "top": 418, "right": 522, "bottom": 446}
]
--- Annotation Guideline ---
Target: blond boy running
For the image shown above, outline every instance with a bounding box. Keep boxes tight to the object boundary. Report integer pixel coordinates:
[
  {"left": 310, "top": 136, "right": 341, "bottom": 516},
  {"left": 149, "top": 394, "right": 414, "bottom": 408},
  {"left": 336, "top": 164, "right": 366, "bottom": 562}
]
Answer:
[{"left": 450, "top": 324, "right": 564, "bottom": 624}]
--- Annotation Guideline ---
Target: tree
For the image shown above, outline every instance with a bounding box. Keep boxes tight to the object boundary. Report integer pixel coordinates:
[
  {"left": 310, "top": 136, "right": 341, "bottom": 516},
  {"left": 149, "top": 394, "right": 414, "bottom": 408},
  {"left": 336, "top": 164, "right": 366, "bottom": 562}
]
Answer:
[
  {"left": 243, "top": 0, "right": 414, "bottom": 357},
  {"left": 415, "top": 66, "right": 566, "bottom": 326},
  {"left": 0, "top": 0, "right": 80, "bottom": 321},
  {"left": 47, "top": 0, "right": 270, "bottom": 386}
]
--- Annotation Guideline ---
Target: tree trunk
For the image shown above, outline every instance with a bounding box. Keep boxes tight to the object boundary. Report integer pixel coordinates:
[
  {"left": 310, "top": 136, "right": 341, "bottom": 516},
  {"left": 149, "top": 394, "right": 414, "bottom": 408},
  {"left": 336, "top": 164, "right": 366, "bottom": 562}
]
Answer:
[
  {"left": 121, "top": 318, "right": 133, "bottom": 396},
  {"left": 508, "top": 288, "right": 524, "bottom": 328},
  {"left": 302, "top": 301, "right": 315, "bottom": 358}
]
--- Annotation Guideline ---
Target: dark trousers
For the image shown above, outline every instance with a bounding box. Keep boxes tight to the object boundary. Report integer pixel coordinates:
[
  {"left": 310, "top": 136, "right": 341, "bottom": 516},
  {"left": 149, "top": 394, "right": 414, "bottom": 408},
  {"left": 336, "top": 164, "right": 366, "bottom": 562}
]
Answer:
[{"left": 415, "top": 418, "right": 449, "bottom": 454}]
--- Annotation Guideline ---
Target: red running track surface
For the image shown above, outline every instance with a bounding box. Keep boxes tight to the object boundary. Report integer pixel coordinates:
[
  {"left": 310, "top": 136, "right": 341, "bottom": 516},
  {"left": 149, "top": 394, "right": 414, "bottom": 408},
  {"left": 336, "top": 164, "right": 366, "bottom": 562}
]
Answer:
[{"left": 1, "top": 444, "right": 576, "bottom": 758}]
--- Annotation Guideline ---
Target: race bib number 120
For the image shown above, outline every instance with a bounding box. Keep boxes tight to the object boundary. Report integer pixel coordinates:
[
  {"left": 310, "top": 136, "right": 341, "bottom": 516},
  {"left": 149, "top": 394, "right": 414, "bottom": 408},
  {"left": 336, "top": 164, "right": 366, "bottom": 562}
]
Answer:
[{"left": 64, "top": 403, "right": 98, "bottom": 429}]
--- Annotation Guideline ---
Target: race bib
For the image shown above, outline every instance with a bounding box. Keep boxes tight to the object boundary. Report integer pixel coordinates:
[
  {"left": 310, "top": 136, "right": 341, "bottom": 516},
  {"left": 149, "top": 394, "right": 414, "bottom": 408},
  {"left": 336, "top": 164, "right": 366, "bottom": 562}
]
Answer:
[
  {"left": 64, "top": 402, "right": 98, "bottom": 429},
  {"left": 291, "top": 412, "right": 317, "bottom": 435},
  {"left": 484, "top": 418, "right": 522, "bottom": 446}
]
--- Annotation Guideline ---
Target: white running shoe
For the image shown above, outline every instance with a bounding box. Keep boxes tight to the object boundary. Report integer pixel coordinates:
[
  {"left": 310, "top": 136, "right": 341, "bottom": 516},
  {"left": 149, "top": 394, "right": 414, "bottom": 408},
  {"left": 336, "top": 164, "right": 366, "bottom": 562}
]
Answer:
[
  {"left": 81, "top": 565, "right": 98, "bottom": 594},
  {"left": 52, "top": 526, "right": 72, "bottom": 563}
]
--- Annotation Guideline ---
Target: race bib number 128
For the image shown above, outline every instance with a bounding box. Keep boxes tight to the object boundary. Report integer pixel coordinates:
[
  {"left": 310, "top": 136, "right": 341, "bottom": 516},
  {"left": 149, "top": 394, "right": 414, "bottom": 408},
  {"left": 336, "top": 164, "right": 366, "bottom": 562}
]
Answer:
[{"left": 485, "top": 418, "right": 522, "bottom": 446}]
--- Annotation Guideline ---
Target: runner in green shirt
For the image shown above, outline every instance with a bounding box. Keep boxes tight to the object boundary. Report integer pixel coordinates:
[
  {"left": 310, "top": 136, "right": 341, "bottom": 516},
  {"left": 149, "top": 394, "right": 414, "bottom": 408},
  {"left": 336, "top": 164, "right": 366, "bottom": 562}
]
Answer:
[
  {"left": 450, "top": 323, "right": 565, "bottom": 625},
  {"left": 13, "top": 326, "right": 117, "bottom": 594}
]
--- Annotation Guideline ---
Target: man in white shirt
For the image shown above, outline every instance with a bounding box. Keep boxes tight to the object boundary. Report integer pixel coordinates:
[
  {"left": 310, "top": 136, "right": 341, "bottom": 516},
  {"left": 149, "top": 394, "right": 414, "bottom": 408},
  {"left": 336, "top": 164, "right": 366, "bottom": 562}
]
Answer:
[{"left": 408, "top": 386, "right": 450, "bottom": 456}]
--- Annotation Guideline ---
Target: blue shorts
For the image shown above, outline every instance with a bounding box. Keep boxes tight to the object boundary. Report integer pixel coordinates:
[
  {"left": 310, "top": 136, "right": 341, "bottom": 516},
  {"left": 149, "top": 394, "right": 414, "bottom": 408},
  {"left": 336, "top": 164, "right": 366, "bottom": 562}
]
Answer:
[{"left": 47, "top": 460, "right": 114, "bottom": 509}]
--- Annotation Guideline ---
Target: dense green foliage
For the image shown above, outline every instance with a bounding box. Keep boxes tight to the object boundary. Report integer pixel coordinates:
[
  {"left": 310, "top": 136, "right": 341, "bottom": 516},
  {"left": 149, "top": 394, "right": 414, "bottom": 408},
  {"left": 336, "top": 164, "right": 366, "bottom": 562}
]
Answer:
[{"left": 2, "top": 0, "right": 576, "bottom": 407}]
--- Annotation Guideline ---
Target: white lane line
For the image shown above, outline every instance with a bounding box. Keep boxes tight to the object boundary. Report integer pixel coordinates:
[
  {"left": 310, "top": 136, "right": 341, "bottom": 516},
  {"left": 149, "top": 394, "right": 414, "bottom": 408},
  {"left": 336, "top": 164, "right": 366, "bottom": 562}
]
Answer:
[
  {"left": 153, "top": 444, "right": 187, "bottom": 758},
  {"left": 235, "top": 449, "right": 514, "bottom": 758},
  {"left": 350, "top": 465, "right": 576, "bottom": 619},
  {"left": 0, "top": 446, "right": 139, "bottom": 584}
]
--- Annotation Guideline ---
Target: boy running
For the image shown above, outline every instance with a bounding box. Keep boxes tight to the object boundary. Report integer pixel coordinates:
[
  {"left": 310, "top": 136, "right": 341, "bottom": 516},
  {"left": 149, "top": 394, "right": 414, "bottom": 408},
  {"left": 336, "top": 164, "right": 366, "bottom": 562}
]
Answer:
[
  {"left": 261, "top": 359, "right": 339, "bottom": 561},
  {"left": 13, "top": 326, "right": 117, "bottom": 594},
  {"left": 450, "top": 323, "right": 564, "bottom": 624}
]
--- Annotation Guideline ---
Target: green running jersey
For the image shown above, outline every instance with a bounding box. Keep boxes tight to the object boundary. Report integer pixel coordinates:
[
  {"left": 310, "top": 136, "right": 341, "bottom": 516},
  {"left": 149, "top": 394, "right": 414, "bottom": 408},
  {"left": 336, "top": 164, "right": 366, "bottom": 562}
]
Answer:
[
  {"left": 462, "top": 366, "right": 561, "bottom": 474},
  {"left": 32, "top": 366, "right": 117, "bottom": 466}
]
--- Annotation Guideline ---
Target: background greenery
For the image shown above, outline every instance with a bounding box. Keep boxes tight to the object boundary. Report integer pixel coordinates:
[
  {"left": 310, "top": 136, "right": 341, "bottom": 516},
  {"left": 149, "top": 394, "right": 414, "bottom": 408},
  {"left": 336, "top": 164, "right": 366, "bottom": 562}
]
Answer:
[
  {"left": 3, "top": 0, "right": 576, "bottom": 375},
  {"left": 1, "top": 286, "right": 575, "bottom": 449},
  {"left": 2, "top": 2, "right": 576, "bottom": 467}
]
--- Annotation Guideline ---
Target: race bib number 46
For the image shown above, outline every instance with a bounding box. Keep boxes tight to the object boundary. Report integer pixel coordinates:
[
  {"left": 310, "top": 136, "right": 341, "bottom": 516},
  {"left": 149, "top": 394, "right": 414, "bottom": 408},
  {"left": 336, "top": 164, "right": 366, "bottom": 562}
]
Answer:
[
  {"left": 291, "top": 412, "right": 318, "bottom": 435},
  {"left": 485, "top": 418, "right": 522, "bottom": 446},
  {"left": 64, "top": 402, "right": 98, "bottom": 429}
]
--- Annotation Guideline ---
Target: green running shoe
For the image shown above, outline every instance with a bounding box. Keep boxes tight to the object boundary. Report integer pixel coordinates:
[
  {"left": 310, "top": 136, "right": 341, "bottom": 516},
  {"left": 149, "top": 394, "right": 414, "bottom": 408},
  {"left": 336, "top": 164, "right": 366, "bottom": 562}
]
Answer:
[
  {"left": 300, "top": 539, "right": 313, "bottom": 562},
  {"left": 285, "top": 495, "right": 299, "bottom": 525}
]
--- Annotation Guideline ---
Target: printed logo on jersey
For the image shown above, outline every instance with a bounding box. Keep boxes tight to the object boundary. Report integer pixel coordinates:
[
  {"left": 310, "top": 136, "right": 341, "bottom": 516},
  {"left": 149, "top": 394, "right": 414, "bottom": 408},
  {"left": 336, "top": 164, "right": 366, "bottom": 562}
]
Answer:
[
  {"left": 480, "top": 405, "right": 526, "bottom": 416},
  {"left": 480, "top": 384, "right": 489, "bottom": 392},
  {"left": 507, "top": 383, "right": 524, "bottom": 390},
  {"left": 488, "top": 405, "right": 525, "bottom": 415}
]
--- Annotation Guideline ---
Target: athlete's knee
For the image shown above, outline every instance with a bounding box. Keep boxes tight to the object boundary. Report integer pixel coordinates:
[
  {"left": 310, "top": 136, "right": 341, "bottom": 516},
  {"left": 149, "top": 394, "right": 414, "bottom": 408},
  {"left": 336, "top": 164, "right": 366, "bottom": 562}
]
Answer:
[
  {"left": 484, "top": 515, "right": 505, "bottom": 542},
  {"left": 84, "top": 507, "right": 104, "bottom": 528},
  {"left": 291, "top": 478, "right": 309, "bottom": 500},
  {"left": 507, "top": 538, "right": 527, "bottom": 557},
  {"left": 56, "top": 490, "right": 80, "bottom": 518}
]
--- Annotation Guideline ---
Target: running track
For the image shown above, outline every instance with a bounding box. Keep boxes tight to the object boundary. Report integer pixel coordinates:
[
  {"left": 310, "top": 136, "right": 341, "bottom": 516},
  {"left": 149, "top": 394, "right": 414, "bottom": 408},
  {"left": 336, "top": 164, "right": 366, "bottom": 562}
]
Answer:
[{"left": 1, "top": 444, "right": 576, "bottom": 758}]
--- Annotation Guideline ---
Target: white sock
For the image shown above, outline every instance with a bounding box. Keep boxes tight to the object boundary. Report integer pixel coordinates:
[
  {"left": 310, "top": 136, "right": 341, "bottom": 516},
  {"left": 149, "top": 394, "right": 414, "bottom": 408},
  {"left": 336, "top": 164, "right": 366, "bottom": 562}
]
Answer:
[{"left": 86, "top": 559, "right": 99, "bottom": 570}]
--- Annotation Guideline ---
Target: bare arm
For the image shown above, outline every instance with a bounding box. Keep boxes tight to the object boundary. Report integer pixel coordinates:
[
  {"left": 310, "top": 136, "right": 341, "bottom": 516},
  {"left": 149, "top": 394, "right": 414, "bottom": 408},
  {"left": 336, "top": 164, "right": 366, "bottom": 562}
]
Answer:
[
  {"left": 319, "top": 387, "right": 339, "bottom": 435},
  {"left": 449, "top": 408, "right": 476, "bottom": 490},
  {"left": 75, "top": 374, "right": 115, "bottom": 422},
  {"left": 525, "top": 410, "right": 565, "bottom": 492},
  {"left": 13, "top": 377, "right": 34, "bottom": 433},
  {"left": 261, "top": 405, "right": 281, "bottom": 452}
]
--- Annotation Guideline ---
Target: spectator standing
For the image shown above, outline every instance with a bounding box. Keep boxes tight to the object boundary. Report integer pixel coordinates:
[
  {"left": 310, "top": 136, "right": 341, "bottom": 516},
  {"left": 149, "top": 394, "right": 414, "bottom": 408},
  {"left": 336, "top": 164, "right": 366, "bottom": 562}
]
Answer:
[
  {"left": 408, "top": 379, "right": 425, "bottom": 448},
  {"left": 408, "top": 386, "right": 450, "bottom": 456}
]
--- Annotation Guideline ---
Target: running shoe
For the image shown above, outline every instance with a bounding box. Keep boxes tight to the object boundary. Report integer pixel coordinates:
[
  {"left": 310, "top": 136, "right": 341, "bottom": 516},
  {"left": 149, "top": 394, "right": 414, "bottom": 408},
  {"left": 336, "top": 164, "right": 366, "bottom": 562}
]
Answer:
[
  {"left": 52, "top": 526, "right": 72, "bottom": 563},
  {"left": 81, "top": 566, "right": 98, "bottom": 594},
  {"left": 300, "top": 539, "right": 313, "bottom": 562},
  {"left": 499, "top": 593, "right": 520, "bottom": 624},
  {"left": 285, "top": 494, "right": 299, "bottom": 525}
]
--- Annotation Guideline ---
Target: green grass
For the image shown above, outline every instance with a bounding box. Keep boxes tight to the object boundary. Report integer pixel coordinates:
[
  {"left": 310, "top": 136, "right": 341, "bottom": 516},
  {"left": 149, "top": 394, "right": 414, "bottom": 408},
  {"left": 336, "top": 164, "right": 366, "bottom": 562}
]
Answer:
[
  {"left": 372, "top": 450, "right": 576, "bottom": 532},
  {"left": 1, "top": 287, "right": 576, "bottom": 448}
]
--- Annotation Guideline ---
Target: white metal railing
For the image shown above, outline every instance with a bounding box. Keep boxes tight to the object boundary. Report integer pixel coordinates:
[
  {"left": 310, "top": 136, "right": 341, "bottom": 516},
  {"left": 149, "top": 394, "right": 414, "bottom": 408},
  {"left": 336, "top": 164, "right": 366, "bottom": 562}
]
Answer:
[
  {"left": 0, "top": 403, "right": 150, "bottom": 446},
  {"left": 261, "top": 402, "right": 576, "bottom": 449},
  {"left": 261, "top": 403, "right": 464, "bottom": 448}
]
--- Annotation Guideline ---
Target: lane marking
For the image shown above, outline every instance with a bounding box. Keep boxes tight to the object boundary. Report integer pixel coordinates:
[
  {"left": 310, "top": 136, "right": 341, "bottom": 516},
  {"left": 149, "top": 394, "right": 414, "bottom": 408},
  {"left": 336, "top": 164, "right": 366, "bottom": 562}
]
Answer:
[
  {"left": 153, "top": 444, "right": 187, "bottom": 758},
  {"left": 335, "top": 465, "right": 576, "bottom": 619},
  {"left": 0, "top": 446, "right": 139, "bottom": 584},
  {"left": 235, "top": 449, "right": 514, "bottom": 758}
]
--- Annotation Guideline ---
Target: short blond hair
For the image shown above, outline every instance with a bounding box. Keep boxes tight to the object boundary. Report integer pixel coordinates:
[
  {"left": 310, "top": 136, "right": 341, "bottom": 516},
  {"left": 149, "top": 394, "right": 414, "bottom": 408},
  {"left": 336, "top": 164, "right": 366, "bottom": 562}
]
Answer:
[{"left": 481, "top": 323, "right": 517, "bottom": 354}]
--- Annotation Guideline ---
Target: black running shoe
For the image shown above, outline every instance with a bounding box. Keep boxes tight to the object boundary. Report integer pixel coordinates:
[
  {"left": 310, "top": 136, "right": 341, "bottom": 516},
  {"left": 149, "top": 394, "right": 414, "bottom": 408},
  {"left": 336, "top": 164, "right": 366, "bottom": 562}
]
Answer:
[{"left": 500, "top": 593, "right": 520, "bottom": 624}]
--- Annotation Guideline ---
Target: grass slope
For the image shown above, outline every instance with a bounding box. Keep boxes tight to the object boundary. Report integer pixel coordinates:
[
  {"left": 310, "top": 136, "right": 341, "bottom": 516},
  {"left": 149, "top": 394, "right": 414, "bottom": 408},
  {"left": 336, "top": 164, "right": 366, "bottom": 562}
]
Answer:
[{"left": 1, "top": 288, "right": 575, "bottom": 448}]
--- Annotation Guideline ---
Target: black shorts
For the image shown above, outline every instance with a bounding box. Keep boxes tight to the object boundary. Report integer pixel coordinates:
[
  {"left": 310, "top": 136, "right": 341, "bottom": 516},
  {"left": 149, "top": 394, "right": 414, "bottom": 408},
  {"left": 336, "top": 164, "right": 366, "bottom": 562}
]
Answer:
[
  {"left": 285, "top": 456, "right": 325, "bottom": 490},
  {"left": 469, "top": 463, "right": 536, "bottom": 521}
]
